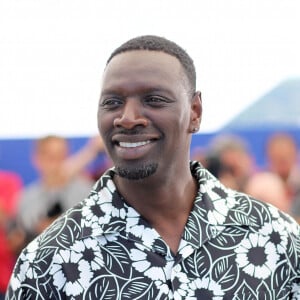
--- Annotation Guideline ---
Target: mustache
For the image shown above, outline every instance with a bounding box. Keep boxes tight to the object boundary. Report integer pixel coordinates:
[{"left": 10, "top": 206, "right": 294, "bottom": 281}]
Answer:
[{"left": 114, "top": 128, "right": 146, "bottom": 135}]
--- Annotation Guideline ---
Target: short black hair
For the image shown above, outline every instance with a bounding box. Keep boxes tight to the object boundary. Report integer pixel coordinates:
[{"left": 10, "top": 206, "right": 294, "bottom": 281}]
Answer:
[{"left": 107, "top": 35, "right": 196, "bottom": 96}]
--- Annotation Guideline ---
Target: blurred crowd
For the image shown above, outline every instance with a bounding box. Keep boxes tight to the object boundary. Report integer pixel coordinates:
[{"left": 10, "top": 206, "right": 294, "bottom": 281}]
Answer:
[
  {"left": 192, "top": 132, "right": 300, "bottom": 217},
  {"left": 1, "top": 131, "right": 300, "bottom": 296},
  {"left": 0, "top": 135, "right": 110, "bottom": 298}
]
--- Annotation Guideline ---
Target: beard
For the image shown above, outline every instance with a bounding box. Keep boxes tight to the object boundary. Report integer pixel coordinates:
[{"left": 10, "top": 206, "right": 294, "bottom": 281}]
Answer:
[{"left": 115, "top": 162, "right": 158, "bottom": 180}]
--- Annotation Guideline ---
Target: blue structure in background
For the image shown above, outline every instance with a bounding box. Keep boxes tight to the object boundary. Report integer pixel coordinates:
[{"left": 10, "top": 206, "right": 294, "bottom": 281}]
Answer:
[
  {"left": 1, "top": 128, "right": 300, "bottom": 186},
  {"left": 0, "top": 137, "right": 88, "bottom": 185},
  {"left": 223, "top": 79, "right": 300, "bottom": 131}
]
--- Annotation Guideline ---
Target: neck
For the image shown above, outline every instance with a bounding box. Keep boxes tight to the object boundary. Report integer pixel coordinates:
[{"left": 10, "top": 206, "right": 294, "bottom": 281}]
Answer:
[
  {"left": 114, "top": 162, "right": 195, "bottom": 206},
  {"left": 114, "top": 165, "right": 197, "bottom": 253}
]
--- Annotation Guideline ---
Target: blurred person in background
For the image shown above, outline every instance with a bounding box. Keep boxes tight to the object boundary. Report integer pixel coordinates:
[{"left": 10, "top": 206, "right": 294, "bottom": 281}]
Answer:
[
  {"left": 195, "top": 134, "right": 291, "bottom": 213},
  {"left": 290, "top": 191, "right": 300, "bottom": 223},
  {"left": 266, "top": 133, "right": 300, "bottom": 207},
  {"left": 245, "top": 171, "right": 290, "bottom": 213},
  {"left": 63, "top": 135, "right": 112, "bottom": 181},
  {"left": 205, "top": 134, "right": 257, "bottom": 192},
  {"left": 17, "top": 135, "right": 106, "bottom": 242},
  {"left": 0, "top": 170, "right": 22, "bottom": 300}
]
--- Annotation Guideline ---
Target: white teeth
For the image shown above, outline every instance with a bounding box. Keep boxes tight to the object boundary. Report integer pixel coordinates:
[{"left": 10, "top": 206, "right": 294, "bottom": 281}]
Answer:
[{"left": 119, "top": 140, "right": 151, "bottom": 148}]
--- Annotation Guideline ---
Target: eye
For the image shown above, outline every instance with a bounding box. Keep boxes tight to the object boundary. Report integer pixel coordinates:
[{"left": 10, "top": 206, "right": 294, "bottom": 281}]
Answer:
[
  {"left": 100, "top": 97, "right": 123, "bottom": 110},
  {"left": 144, "top": 95, "right": 171, "bottom": 107}
]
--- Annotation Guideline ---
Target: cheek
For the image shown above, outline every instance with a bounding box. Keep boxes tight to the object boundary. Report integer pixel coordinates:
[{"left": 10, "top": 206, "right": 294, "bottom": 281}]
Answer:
[
  {"left": 159, "top": 106, "right": 189, "bottom": 126},
  {"left": 176, "top": 104, "right": 192, "bottom": 128},
  {"left": 97, "top": 112, "right": 113, "bottom": 134}
]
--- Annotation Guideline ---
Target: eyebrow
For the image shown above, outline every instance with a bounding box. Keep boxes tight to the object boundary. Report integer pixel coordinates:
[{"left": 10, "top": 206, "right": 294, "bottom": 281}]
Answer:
[{"left": 100, "top": 86, "right": 177, "bottom": 98}]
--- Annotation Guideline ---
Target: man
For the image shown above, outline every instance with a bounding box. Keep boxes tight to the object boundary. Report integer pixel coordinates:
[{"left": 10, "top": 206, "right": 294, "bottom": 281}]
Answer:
[
  {"left": 17, "top": 135, "right": 93, "bottom": 239},
  {"left": 6, "top": 36, "right": 300, "bottom": 299},
  {"left": 266, "top": 133, "right": 300, "bottom": 202},
  {"left": 266, "top": 133, "right": 300, "bottom": 222},
  {"left": 245, "top": 171, "right": 290, "bottom": 213},
  {"left": 205, "top": 134, "right": 256, "bottom": 192}
]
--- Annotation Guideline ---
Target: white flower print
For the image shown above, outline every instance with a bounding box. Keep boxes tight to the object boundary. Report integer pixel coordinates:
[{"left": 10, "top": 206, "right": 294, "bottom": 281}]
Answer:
[
  {"left": 292, "top": 282, "right": 300, "bottom": 298},
  {"left": 141, "top": 228, "right": 163, "bottom": 248},
  {"left": 126, "top": 210, "right": 148, "bottom": 237},
  {"left": 285, "top": 217, "right": 300, "bottom": 236},
  {"left": 97, "top": 233, "right": 118, "bottom": 246},
  {"left": 259, "top": 221, "right": 288, "bottom": 254},
  {"left": 126, "top": 207, "right": 140, "bottom": 229},
  {"left": 235, "top": 233, "right": 279, "bottom": 279},
  {"left": 178, "top": 240, "right": 195, "bottom": 260},
  {"left": 155, "top": 280, "right": 173, "bottom": 299},
  {"left": 187, "top": 277, "right": 224, "bottom": 299},
  {"left": 71, "top": 238, "right": 104, "bottom": 271},
  {"left": 50, "top": 249, "right": 93, "bottom": 296},
  {"left": 126, "top": 207, "right": 161, "bottom": 248},
  {"left": 82, "top": 192, "right": 112, "bottom": 228},
  {"left": 269, "top": 205, "right": 281, "bottom": 219},
  {"left": 85, "top": 220, "right": 104, "bottom": 237},
  {"left": 106, "top": 178, "right": 116, "bottom": 193},
  {"left": 111, "top": 205, "right": 126, "bottom": 219},
  {"left": 10, "top": 238, "right": 40, "bottom": 290},
  {"left": 173, "top": 271, "right": 190, "bottom": 300},
  {"left": 129, "top": 247, "right": 173, "bottom": 281},
  {"left": 200, "top": 178, "right": 237, "bottom": 225}
]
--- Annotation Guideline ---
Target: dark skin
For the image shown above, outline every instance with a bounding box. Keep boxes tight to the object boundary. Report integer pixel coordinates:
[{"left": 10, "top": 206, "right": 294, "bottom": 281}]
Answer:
[{"left": 98, "top": 50, "right": 202, "bottom": 253}]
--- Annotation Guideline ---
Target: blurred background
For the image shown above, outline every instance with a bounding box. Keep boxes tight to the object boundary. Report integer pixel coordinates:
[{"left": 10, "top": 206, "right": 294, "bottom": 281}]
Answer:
[
  {"left": 1, "top": 0, "right": 300, "bottom": 180},
  {"left": 1, "top": 0, "right": 300, "bottom": 296}
]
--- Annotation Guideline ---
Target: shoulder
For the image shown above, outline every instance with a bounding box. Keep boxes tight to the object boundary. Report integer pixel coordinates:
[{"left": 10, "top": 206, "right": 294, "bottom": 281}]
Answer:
[
  {"left": 230, "top": 189, "right": 300, "bottom": 251},
  {"left": 10, "top": 202, "right": 84, "bottom": 278},
  {"left": 197, "top": 162, "right": 300, "bottom": 245},
  {"left": 39, "top": 201, "right": 85, "bottom": 248},
  {"left": 16, "top": 171, "right": 117, "bottom": 256}
]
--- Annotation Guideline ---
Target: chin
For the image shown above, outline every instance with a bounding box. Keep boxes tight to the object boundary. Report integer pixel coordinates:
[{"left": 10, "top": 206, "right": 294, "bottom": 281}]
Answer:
[{"left": 115, "top": 162, "right": 158, "bottom": 180}]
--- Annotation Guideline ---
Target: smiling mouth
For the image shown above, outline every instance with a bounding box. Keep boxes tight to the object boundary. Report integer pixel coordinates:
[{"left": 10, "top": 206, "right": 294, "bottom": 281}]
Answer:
[{"left": 118, "top": 140, "right": 151, "bottom": 148}]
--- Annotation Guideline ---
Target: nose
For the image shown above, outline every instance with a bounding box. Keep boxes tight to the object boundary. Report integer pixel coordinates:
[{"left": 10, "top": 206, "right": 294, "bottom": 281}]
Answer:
[{"left": 113, "top": 98, "right": 148, "bottom": 129}]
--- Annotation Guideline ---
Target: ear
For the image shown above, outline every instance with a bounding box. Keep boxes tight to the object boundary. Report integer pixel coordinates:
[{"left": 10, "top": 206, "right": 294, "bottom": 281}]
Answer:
[{"left": 189, "top": 91, "right": 202, "bottom": 133}]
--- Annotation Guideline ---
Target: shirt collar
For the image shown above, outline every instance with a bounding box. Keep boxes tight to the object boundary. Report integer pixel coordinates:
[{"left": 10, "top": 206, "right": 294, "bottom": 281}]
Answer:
[
  {"left": 180, "top": 161, "right": 256, "bottom": 251},
  {"left": 81, "top": 161, "right": 255, "bottom": 249}
]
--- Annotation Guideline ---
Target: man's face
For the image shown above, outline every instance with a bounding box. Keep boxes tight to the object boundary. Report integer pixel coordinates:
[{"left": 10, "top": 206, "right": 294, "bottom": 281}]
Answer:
[
  {"left": 267, "top": 140, "right": 297, "bottom": 180},
  {"left": 98, "top": 50, "right": 200, "bottom": 180},
  {"left": 34, "top": 138, "right": 68, "bottom": 177}
]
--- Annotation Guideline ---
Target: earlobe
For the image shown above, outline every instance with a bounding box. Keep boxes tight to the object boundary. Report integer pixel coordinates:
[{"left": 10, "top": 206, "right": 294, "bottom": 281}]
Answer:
[{"left": 190, "top": 91, "right": 202, "bottom": 133}]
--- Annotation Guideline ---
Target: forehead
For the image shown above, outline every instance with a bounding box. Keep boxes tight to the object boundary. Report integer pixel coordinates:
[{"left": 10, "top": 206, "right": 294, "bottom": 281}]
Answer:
[
  {"left": 36, "top": 138, "right": 68, "bottom": 155},
  {"left": 101, "top": 50, "right": 185, "bottom": 93},
  {"left": 269, "top": 137, "right": 296, "bottom": 152}
]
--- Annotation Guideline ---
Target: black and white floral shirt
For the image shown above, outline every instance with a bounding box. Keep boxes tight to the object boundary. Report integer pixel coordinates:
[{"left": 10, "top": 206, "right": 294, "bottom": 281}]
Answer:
[{"left": 6, "top": 161, "right": 300, "bottom": 299}]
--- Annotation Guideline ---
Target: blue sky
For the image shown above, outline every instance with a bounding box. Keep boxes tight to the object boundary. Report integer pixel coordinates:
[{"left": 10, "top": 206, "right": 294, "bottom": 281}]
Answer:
[{"left": 1, "top": 0, "right": 300, "bottom": 138}]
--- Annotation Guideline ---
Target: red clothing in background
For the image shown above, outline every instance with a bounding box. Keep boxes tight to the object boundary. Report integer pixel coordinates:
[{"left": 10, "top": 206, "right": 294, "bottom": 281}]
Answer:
[{"left": 0, "top": 171, "right": 22, "bottom": 293}]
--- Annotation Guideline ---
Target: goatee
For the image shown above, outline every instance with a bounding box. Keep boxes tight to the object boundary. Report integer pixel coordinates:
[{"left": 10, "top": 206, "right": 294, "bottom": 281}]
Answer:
[{"left": 115, "top": 163, "right": 158, "bottom": 180}]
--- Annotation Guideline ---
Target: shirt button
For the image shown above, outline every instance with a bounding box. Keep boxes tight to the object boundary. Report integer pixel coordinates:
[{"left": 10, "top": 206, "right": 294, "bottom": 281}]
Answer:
[{"left": 173, "top": 264, "right": 181, "bottom": 273}]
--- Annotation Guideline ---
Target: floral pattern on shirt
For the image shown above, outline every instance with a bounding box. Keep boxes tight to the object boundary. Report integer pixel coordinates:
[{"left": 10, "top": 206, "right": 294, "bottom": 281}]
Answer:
[{"left": 6, "top": 161, "right": 300, "bottom": 299}]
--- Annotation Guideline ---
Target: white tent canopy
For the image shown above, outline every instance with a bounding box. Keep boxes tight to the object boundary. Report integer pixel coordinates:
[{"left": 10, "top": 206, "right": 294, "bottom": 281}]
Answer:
[
  {"left": 223, "top": 79, "right": 300, "bottom": 130},
  {"left": 1, "top": 0, "right": 300, "bottom": 138}
]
